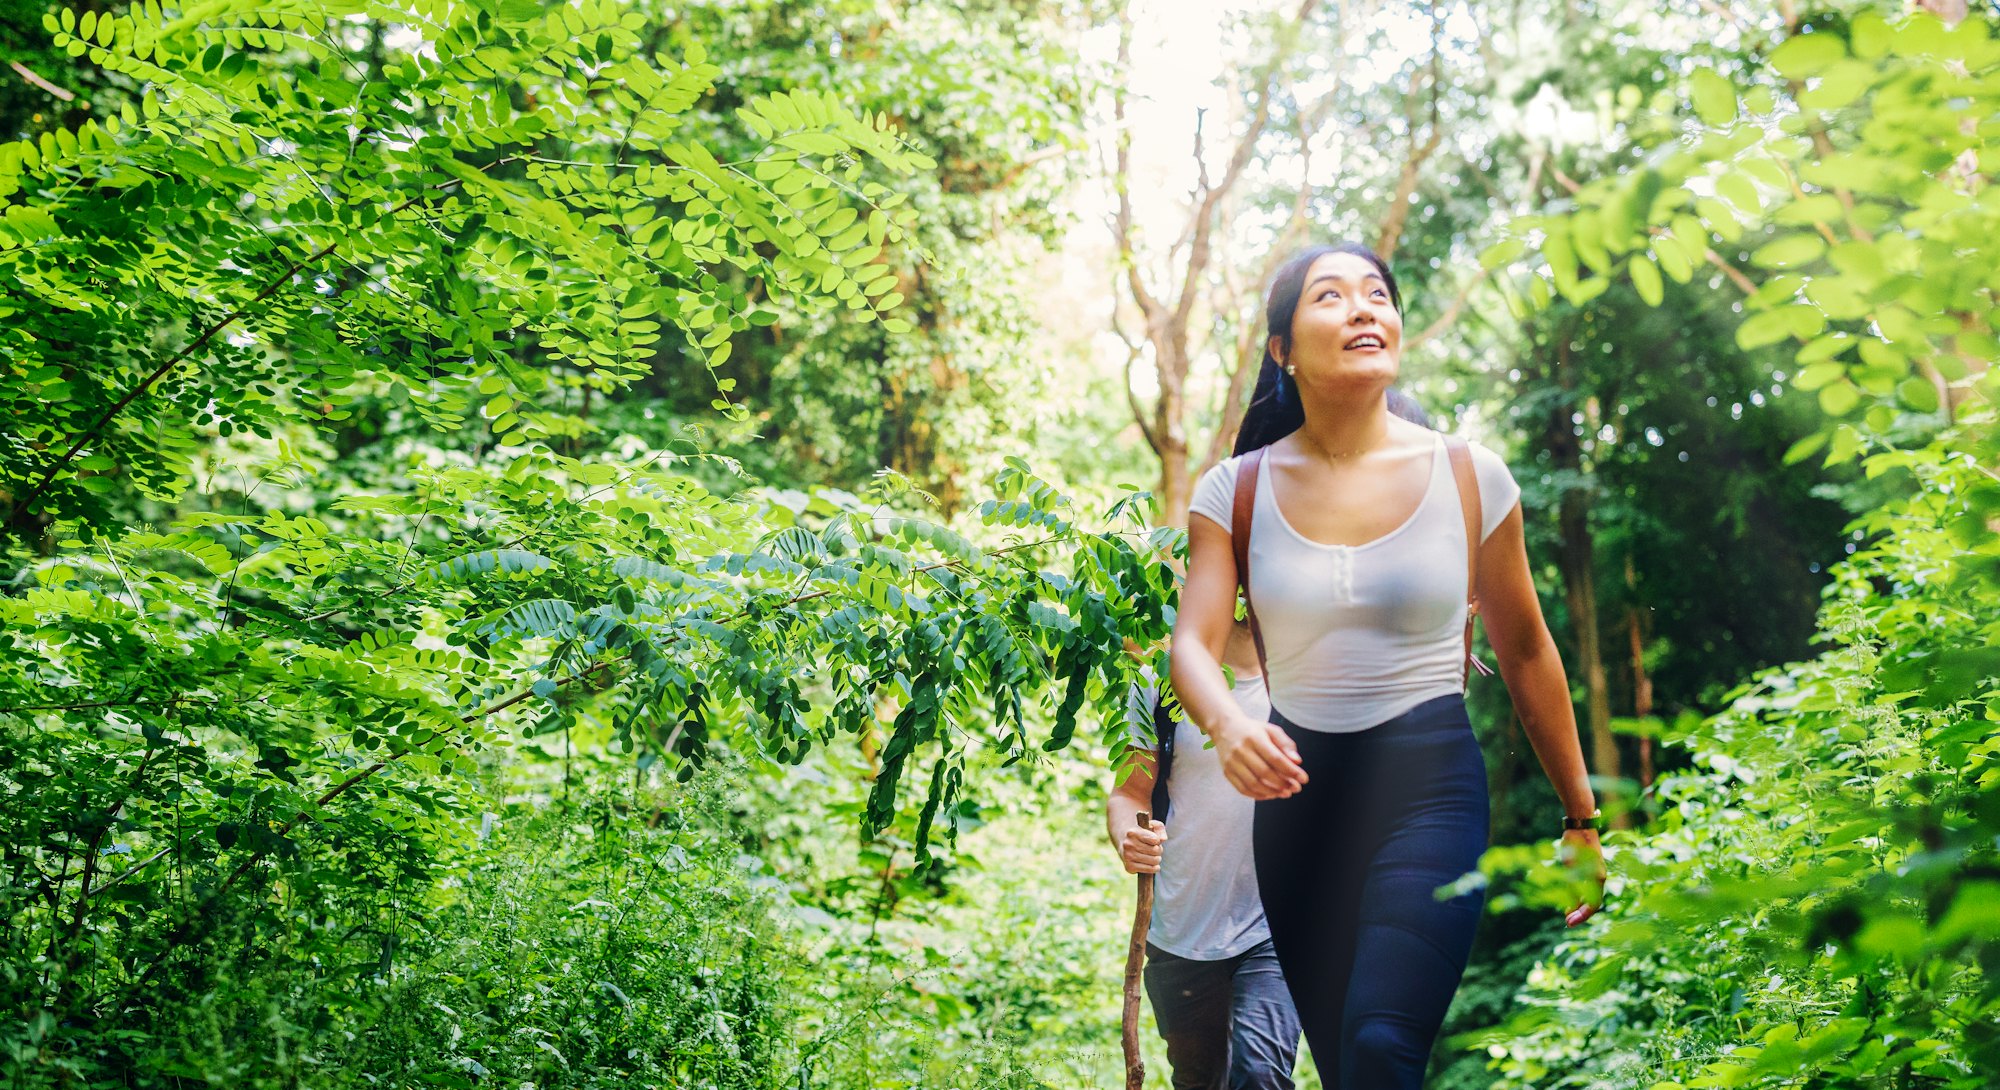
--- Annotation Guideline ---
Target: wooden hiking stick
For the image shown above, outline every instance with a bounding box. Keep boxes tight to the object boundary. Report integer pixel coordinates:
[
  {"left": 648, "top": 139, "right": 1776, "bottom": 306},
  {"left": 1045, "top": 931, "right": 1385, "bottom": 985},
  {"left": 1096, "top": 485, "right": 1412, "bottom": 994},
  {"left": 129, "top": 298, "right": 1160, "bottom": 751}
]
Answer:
[{"left": 1121, "top": 809, "right": 1154, "bottom": 1090}]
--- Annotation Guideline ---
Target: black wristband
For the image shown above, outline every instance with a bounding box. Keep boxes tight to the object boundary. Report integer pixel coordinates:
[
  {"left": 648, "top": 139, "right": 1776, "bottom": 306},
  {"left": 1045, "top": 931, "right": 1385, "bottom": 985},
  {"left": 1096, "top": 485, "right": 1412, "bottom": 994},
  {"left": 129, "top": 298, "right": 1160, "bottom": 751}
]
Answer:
[{"left": 1561, "top": 809, "right": 1602, "bottom": 832}]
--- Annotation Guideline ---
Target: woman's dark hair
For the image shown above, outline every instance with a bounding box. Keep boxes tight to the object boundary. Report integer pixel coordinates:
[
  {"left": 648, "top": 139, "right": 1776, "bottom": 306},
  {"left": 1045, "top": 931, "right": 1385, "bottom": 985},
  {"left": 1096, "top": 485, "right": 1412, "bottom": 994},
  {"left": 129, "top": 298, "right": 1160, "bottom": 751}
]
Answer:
[
  {"left": 1233, "top": 241, "right": 1411, "bottom": 455},
  {"left": 1386, "top": 387, "right": 1432, "bottom": 429}
]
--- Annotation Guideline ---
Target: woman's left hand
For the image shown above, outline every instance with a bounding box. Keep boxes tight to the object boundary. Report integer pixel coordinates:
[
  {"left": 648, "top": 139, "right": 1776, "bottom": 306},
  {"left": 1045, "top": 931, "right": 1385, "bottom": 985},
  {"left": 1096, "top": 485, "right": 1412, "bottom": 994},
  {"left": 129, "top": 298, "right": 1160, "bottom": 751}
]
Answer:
[{"left": 1559, "top": 829, "right": 1606, "bottom": 927}]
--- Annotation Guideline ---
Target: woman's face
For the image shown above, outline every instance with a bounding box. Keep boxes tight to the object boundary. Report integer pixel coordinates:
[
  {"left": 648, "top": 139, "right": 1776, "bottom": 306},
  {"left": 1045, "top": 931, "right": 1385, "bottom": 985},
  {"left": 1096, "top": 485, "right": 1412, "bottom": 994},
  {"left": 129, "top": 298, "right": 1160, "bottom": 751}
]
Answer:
[{"left": 1274, "top": 251, "right": 1403, "bottom": 394}]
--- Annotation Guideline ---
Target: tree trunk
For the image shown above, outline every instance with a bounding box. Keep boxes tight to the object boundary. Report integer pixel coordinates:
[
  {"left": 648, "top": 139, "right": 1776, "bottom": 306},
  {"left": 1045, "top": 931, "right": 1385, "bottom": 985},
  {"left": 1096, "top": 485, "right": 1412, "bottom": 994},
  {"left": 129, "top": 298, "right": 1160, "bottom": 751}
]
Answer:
[
  {"left": 1625, "top": 553, "right": 1655, "bottom": 797},
  {"left": 1157, "top": 431, "right": 1192, "bottom": 529},
  {"left": 1108, "top": 0, "right": 1324, "bottom": 528},
  {"left": 1487, "top": 712, "right": 1526, "bottom": 845},
  {"left": 1545, "top": 340, "right": 1622, "bottom": 816},
  {"left": 1557, "top": 486, "right": 1619, "bottom": 790}
]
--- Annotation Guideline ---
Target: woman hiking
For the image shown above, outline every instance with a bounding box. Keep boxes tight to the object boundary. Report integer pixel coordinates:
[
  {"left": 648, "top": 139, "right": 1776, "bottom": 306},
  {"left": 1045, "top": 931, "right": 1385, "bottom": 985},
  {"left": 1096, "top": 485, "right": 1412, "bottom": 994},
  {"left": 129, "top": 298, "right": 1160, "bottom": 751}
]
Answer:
[
  {"left": 1168, "top": 241, "right": 1608, "bottom": 1089},
  {"left": 1107, "top": 391, "right": 1434, "bottom": 1090},
  {"left": 1109, "top": 618, "right": 1299, "bottom": 1090}
]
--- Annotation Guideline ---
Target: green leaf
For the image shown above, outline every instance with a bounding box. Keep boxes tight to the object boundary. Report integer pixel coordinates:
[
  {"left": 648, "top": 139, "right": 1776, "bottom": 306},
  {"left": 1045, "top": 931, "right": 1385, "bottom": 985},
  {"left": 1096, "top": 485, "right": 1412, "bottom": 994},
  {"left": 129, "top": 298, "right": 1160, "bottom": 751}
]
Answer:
[
  {"left": 1689, "top": 68, "right": 1737, "bottom": 127},
  {"left": 1563, "top": 276, "right": 1609, "bottom": 305},
  {"left": 1896, "top": 377, "right": 1939, "bottom": 413},
  {"left": 1817, "top": 381, "right": 1860, "bottom": 416},
  {"left": 1544, "top": 232, "right": 1577, "bottom": 291},
  {"left": 1480, "top": 238, "right": 1525, "bottom": 270},
  {"left": 1796, "top": 332, "right": 1853, "bottom": 365},
  {"left": 1671, "top": 214, "right": 1708, "bottom": 260},
  {"left": 1798, "top": 59, "right": 1874, "bottom": 111},
  {"left": 1736, "top": 310, "right": 1795, "bottom": 350},
  {"left": 1653, "top": 236, "right": 1694, "bottom": 284},
  {"left": 1795, "top": 362, "right": 1844, "bottom": 391},
  {"left": 1751, "top": 234, "right": 1825, "bottom": 269},
  {"left": 1770, "top": 31, "right": 1846, "bottom": 79},
  {"left": 1628, "top": 254, "right": 1663, "bottom": 306},
  {"left": 1716, "top": 173, "right": 1760, "bottom": 215},
  {"left": 1696, "top": 197, "right": 1741, "bottom": 242},
  {"left": 1781, "top": 431, "right": 1828, "bottom": 465}
]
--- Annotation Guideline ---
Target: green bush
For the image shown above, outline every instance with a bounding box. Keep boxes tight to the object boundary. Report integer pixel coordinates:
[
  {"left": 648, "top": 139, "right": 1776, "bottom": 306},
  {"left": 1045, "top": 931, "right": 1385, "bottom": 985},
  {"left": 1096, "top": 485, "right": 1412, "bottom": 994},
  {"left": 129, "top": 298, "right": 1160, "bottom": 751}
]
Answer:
[{"left": 2, "top": 769, "right": 796, "bottom": 1089}]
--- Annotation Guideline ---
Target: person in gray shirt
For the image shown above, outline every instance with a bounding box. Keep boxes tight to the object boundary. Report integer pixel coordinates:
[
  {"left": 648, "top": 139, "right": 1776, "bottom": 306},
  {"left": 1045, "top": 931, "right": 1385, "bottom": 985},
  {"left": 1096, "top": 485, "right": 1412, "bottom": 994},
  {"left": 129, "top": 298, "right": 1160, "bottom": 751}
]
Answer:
[{"left": 1108, "top": 621, "right": 1301, "bottom": 1090}]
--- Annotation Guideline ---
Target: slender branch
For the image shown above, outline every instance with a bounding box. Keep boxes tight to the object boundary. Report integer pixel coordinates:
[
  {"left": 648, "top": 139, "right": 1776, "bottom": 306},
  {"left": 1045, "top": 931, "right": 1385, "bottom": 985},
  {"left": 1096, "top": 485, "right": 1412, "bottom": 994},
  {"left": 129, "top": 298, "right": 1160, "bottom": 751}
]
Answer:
[
  {"left": 1204, "top": 119, "right": 1318, "bottom": 470},
  {"left": 1170, "top": 0, "right": 1323, "bottom": 336},
  {"left": 9, "top": 237, "right": 337, "bottom": 525},
  {"left": 49, "top": 746, "right": 158, "bottom": 1008},
  {"left": 8, "top": 167, "right": 502, "bottom": 529},
  {"left": 1374, "top": 4, "right": 1446, "bottom": 261},
  {"left": 1108, "top": 0, "right": 1164, "bottom": 326},
  {"left": 1700, "top": 244, "right": 1760, "bottom": 295},
  {"left": 84, "top": 845, "right": 174, "bottom": 900},
  {"left": 1694, "top": 0, "right": 1753, "bottom": 32},
  {"left": 1111, "top": 274, "right": 1164, "bottom": 455},
  {"left": 992, "top": 144, "right": 1071, "bottom": 191},
  {"left": 9, "top": 61, "right": 74, "bottom": 101},
  {"left": 1405, "top": 265, "right": 1494, "bottom": 351},
  {"left": 1124, "top": 344, "right": 1164, "bottom": 458}
]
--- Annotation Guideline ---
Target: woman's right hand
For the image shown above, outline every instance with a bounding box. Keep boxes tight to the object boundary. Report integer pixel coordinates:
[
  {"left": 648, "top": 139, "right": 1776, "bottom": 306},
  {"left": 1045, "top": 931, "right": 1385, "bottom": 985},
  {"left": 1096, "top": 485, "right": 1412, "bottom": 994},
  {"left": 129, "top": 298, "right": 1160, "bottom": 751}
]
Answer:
[
  {"left": 1214, "top": 714, "right": 1307, "bottom": 800},
  {"left": 1119, "top": 819, "right": 1167, "bottom": 874}
]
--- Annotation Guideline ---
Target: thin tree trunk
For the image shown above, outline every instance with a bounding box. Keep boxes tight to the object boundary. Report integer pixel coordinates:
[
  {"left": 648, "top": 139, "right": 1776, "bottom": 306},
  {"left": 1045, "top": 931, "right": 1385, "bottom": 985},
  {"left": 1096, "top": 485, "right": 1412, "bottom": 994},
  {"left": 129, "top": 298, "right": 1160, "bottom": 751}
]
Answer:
[
  {"left": 1557, "top": 490, "right": 1618, "bottom": 785},
  {"left": 1487, "top": 712, "right": 1526, "bottom": 845},
  {"left": 1625, "top": 553, "right": 1655, "bottom": 796},
  {"left": 1109, "top": 0, "right": 1325, "bottom": 527},
  {"left": 1546, "top": 340, "right": 1622, "bottom": 819},
  {"left": 1157, "top": 431, "right": 1192, "bottom": 528}
]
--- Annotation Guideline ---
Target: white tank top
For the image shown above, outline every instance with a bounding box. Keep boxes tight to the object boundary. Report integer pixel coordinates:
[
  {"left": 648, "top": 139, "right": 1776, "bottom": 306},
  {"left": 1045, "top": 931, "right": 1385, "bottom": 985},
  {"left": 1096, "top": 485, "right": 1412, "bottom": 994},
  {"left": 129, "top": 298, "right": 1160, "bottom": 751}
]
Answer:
[{"left": 1188, "top": 433, "right": 1520, "bottom": 732}]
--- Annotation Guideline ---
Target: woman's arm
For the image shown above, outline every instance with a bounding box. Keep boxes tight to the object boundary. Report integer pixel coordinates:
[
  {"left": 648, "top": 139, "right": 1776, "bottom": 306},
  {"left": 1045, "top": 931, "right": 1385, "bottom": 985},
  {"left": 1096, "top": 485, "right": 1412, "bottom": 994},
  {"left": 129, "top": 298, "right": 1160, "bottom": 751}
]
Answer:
[
  {"left": 1170, "top": 515, "right": 1304, "bottom": 799},
  {"left": 1476, "top": 502, "right": 1607, "bottom": 926},
  {"left": 1107, "top": 752, "right": 1165, "bottom": 873}
]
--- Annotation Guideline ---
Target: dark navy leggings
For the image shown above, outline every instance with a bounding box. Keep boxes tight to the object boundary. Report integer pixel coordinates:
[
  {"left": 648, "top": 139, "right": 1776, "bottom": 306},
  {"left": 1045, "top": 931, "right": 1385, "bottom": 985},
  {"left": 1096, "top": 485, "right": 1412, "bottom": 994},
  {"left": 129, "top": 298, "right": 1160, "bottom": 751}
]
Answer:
[{"left": 1252, "top": 694, "right": 1489, "bottom": 1089}]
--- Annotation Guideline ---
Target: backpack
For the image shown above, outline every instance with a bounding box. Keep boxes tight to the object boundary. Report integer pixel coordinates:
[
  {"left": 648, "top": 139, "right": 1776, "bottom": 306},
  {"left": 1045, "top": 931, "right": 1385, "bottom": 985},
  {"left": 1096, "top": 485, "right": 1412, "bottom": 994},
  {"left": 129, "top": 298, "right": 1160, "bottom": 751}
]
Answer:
[{"left": 1149, "top": 693, "right": 1177, "bottom": 821}]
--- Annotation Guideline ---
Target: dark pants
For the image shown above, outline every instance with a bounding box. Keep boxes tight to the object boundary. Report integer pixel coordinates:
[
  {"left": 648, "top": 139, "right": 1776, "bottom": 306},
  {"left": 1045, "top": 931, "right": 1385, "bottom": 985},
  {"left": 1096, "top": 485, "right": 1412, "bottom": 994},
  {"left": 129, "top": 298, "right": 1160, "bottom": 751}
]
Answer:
[
  {"left": 1143, "top": 938, "right": 1301, "bottom": 1090},
  {"left": 1253, "top": 694, "right": 1490, "bottom": 1090}
]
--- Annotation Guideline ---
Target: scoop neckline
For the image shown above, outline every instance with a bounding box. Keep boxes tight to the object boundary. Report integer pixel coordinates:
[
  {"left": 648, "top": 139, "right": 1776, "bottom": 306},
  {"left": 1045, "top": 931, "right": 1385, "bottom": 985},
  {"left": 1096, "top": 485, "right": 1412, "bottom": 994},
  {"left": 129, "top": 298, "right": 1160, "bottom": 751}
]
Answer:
[{"left": 1257, "top": 433, "right": 1442, "bottom": 552}]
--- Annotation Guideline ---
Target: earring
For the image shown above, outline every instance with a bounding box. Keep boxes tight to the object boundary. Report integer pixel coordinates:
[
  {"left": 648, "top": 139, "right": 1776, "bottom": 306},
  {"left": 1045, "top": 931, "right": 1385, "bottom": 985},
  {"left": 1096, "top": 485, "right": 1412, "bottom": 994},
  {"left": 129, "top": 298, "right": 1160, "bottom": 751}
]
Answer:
[{"left": 1284, "top": 363, "right": 1296, "bottom": 376}]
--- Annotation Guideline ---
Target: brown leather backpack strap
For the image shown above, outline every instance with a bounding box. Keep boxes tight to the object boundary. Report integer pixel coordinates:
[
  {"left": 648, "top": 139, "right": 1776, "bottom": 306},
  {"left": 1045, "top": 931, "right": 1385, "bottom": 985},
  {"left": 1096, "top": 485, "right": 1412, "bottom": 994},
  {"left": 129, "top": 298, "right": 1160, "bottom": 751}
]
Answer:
[
  {"left": 1444, "top": 437, "right": 1493, "bottom": 682},
  {"left": 1230, "top": 449, "right": 1269, "bottom": 677}
]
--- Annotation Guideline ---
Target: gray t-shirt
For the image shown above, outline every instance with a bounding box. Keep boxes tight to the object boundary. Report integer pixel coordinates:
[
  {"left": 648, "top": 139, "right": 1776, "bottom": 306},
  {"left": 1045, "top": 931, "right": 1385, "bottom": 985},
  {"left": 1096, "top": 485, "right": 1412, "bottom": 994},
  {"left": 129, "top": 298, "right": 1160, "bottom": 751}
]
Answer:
[{"left": 1128, "top": 674, "right": 1272, "bottom": 961}]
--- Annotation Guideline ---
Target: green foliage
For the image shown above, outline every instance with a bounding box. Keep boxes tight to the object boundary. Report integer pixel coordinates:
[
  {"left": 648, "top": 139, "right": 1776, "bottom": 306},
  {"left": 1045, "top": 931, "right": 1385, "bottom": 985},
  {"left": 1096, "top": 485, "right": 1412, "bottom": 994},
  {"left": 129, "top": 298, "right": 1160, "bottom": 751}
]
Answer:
[
  {"left": 592, "top": 0, "right": 1098, "bottom": 505},
  {"left": 1, "top": 0, "right": 931, "bottom": 530},
  {"left": 1469, "top": 6, "right": 2000, "bottom": 1086},
  {"left": 1504, "top": 8, "right": 1997, "bottom": 442},
  {"left": 0, "top": 0, "right": 1169, "bottom": 1083},
  {"left": 747, "top": 733, "right": 1143, "bottom": 1089},
  {"left": 0, "top": 440, "right": 1178, "bottom": 1065},
  {"left": 2, "top": 748, "right": 794, "bottom": 1088},
  {"left": 1476, "top": 440, "right": 2000, "bottom": 1088}
]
